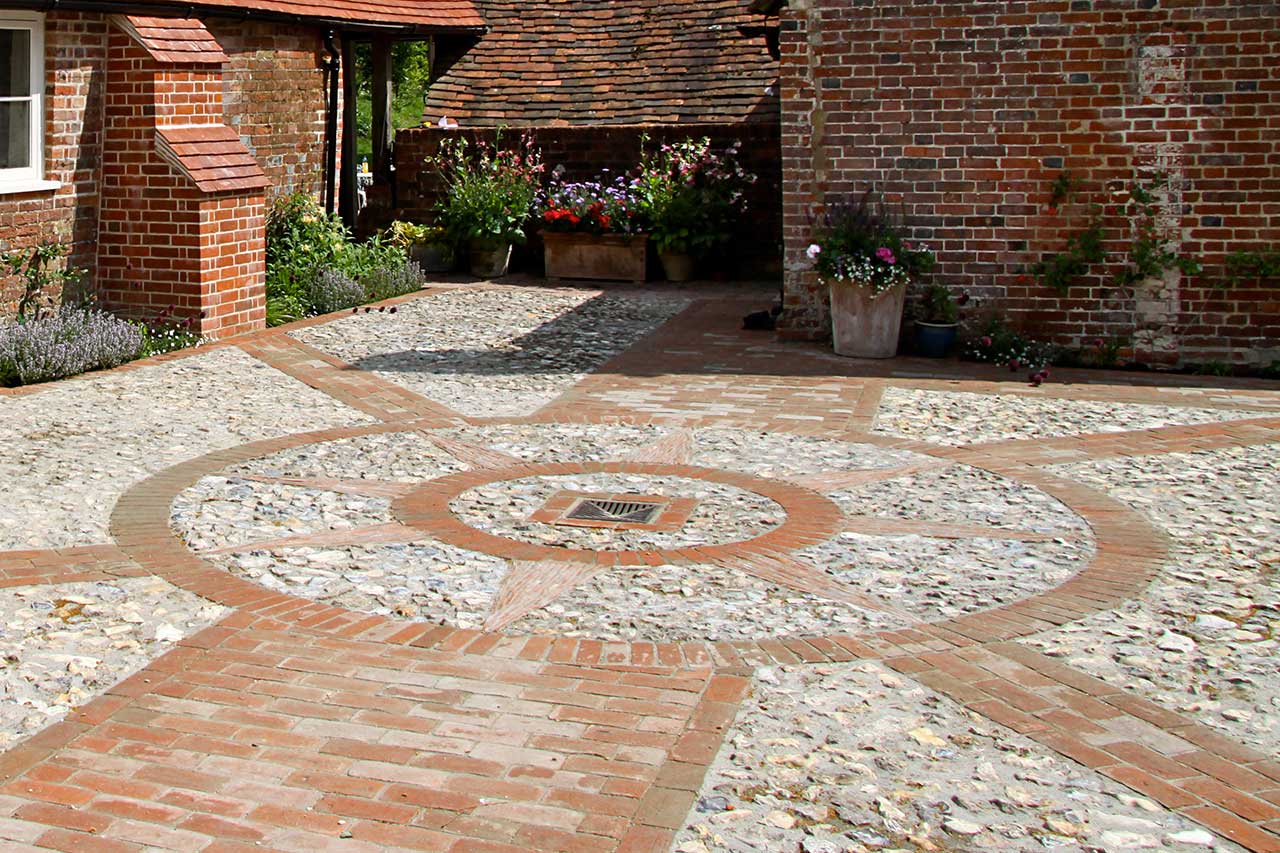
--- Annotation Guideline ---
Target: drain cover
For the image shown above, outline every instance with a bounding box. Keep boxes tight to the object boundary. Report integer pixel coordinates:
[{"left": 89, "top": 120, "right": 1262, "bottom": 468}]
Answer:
[{"left": 566, "top": 498, "right": 664, "bottom": 524}]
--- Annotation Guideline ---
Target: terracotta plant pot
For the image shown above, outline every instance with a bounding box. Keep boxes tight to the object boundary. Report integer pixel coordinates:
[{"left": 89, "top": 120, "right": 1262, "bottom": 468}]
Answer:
[
  {"left": 829, "top": 279, "right": 907, "bottom": 358},
  {"left": 659, "top": 251, "right": 695, "bottom": 282},
  {"left": 915, "top": 321, "right": 958, "bottom": 358},
  {"left": 468, "top": 240, "right": 512, "bottom": 278},
  {"left": 543, "top": 232, "right": 647, "bottom": 283}
]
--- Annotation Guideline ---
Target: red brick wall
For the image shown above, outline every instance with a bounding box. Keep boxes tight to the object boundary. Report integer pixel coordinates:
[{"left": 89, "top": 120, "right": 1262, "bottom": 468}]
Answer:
[
  {"left": 211, "top": 21, "right": 334, "bottom": 201},
  {"left": 0, "top": 12, "right": 107, "bottom": 314},
  {"left": 96, "top": 29, "right": 266, "bottom": 339},
  {"left": 394, "top": 123, "right": 783, "bottom": 278},
  {"left": 779, "top": 1, "right": 1280, "bottom": 366}
]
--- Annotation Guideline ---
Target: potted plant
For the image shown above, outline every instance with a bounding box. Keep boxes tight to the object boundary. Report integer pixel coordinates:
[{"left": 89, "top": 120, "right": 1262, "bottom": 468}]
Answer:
[
  {"left": 913, "top": 282, "right": 959, "bottom": 357},
  {"left": 430, "top": 134, "right": 544, "bottom": 278},
  {"left": 634, "top": 136, "right": 756, "bottom": 281},
  {"left": 808, "top": 190, "right": 935, "bottom": 358},
  {"left": 384, "top": 220, "right": 453, "bottom": 273},
  {"left": 538, "top": 172, "right": 647, "bottom": 282}
]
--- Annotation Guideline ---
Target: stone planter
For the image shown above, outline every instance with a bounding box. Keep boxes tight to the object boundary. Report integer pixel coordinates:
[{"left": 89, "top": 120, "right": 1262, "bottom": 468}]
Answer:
[
  {"left": 659, "top": 251, "right": 695, "bottom": 282},
  {"left": 543, "top": 232, "right": 647, "bottom": 283},
  {"left": 468, "top": 240, "right": 512, "bottom": 279},
  {"left": 829, "top": 279, "right": 907, "bottom": 359},
  {"left": 915, "top": 321, "right": 958, "bottom": 358}
]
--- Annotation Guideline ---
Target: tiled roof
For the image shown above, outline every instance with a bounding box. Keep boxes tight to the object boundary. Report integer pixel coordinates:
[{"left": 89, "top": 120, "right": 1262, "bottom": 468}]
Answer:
[
  {"left": 156, "top": 125, "right": 271, "bottom": 194},
  {"left": 422, "top": 0, "right": 779, "bottom": 126},
  {"left": 127, "top": 0, "right": 485, "bottom": 30},
  {"left": 116, "top": 16, "right": 228, "bottom": 64}
]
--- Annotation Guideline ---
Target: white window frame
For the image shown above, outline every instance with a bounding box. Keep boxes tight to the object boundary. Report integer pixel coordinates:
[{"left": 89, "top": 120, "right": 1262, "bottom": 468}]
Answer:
[{"left": 0, "top": 12, "right": 58, "bottom": 194}]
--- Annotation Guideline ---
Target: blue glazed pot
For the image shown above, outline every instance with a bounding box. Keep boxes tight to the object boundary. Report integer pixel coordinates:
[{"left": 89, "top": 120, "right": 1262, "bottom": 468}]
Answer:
[{"left": 915, "top": 322, "right": 958, "bottom": 358}]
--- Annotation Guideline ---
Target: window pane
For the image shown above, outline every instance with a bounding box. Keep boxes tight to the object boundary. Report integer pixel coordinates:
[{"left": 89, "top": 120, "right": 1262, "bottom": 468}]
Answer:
[
  {"left": 0, "top": 29, "right": 31, "bottom": 97},
  {"left": 0, "top": 100, "right": 30, "bottom": 168}
]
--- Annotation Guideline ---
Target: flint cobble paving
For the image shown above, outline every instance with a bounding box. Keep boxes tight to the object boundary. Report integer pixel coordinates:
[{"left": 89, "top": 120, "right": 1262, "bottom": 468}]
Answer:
[{"left": 0, "top": 283, "right": 1277, "bottom": 851}]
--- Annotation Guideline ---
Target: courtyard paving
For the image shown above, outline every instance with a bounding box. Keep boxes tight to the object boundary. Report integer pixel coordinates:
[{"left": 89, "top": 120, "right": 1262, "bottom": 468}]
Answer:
[{"left": 0, "top": 280, "right": 1277, "bottom": 853}]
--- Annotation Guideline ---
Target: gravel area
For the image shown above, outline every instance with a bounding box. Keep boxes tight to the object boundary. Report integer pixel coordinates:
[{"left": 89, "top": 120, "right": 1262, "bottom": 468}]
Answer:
[
  {"left": 800, "top": 533, "right": 1090, "bottom": 622},
  {"left": 231, "top": 431, "right": 465, "bottom": 481},
  {"left": 0, "top": 578, "right": 225, "bottom": 749},
  {"left": 690, "top": 429, "right": 928, "bottom": 479},
  {"left": 291, "top": 287, "right": 688, "bottom": 417},
  {"left": 874, "top": 387, "right": 1262, "bottom": 446},
  {"left": 833, "top": 463, "right": 1091, "bottom": 536},
  {"left": 677, "top": 660, "right": 1241, "bottom": 853},
  {"left": 172, "top": 476, "right": 395, "bottom": 553},
  {"left": 441, "top": 423, "right": 670, "bottom": 463},
  {"left": 507, "top": 561, "right": 904, "bottom": 642},
  {"left": 0, "top": 347, "right": 373, "bottom": 550},
  {"left": 451, "top": 473, "right": 784, "bottom": 552},
  {"left": 205, "top": 542, "right": 506, "bottom": 629},
  {"left": 1030, "top": 445, "right": 1280, "bottom": 754}
]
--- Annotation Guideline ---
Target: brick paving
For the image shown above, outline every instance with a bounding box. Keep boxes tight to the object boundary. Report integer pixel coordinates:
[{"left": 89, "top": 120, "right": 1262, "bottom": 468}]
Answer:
[{"left": 1, "top": 285, "right": 1278, "bottom": 851}]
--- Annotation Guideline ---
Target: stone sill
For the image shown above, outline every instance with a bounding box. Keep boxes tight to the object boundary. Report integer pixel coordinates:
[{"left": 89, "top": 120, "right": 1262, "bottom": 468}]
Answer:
[{"left": 0, "top": 179, "right": 61, "bottom": 196}]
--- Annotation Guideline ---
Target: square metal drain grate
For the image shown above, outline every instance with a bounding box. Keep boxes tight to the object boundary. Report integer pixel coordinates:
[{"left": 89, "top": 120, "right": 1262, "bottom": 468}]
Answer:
[
  {"left": 566, "top": 498, "right": 664, "bottom": 525},
  {"left": 531, "top": 490, "right": 699, "bottom": 532}
]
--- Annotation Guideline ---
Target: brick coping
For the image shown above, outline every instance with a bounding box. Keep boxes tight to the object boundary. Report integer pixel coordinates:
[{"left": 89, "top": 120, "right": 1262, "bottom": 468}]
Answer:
[{"left": 107, "top": 417, "right": 1164, "bottom": 671}]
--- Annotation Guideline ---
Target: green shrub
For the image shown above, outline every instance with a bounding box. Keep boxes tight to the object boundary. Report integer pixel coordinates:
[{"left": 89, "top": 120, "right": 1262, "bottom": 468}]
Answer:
[{"left": 363, "top": 261, "right": 426, "bottom": 303}]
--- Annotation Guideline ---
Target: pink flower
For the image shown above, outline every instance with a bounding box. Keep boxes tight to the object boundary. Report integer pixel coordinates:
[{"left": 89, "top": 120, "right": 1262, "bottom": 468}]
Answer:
[
  {"left": 876, "top": 247, "right": 896, "bottom": 265},
  {"left": 981, "top": 336, "right": 993, "bottom": 347},
  {"left": 806, "top": 244, "right": 822, "bottom": 261}
]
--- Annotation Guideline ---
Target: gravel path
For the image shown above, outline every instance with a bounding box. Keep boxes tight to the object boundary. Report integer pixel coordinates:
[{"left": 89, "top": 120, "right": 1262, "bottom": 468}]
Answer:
[
  {"left": 0, "top": 347, "right": 373, "bottom": 550},
  {"left": 874, "top": 387, "right": 1262, "bottom": 446},
  {"left": 291, "top": 287, "right": 688, "bottom": 416},
  {"left": 0, "top": 578, "right": 225, "bottom": 749},
  {"left": 677, "top": 660, "right": 1241, "bottom": 853},
  {"left": 1030, "top": 445, "right": 1280, "bottom": 754}
]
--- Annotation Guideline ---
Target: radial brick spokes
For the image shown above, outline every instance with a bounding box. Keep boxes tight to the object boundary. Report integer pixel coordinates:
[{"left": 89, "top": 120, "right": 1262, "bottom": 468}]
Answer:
[
  {"left": 484, "top": 559, "right": 606, "bottom": 631},
  {"left": 719, "top": 551, "right": 913, "bottom": 620},
  {"left": 234, "top": 474, "right": 419, "bottom": 499},
  {"left": 785, "top": 461, "right": 953, "bottom": 493},
  {"left": 842, "top": 515, "right": 1060, "bottom": 542},
  {"left": 624, "top": 428, "right": 695, "bottom": 465},
  {"left": 423, "top": 433, "right": 525, "bottom": 470},
  {"left": 203, "top": 521, "right": 424, "bottom": 555}
]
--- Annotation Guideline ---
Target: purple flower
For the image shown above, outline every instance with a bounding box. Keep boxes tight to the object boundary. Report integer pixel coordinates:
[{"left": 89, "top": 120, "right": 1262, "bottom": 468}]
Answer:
[{"left": 875, "top": 247, "right": 896, "bottom": 265}]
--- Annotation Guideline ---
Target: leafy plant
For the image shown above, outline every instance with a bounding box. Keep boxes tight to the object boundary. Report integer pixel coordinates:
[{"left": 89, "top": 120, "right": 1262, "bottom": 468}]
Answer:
[
  {"left": 962, "top": 316, "right": 1058, "bottom": 371},
  {"left": 2, "top": 241, "right": 86, "bottom": 322},
  {"left": 0, "top": 308, "right": 143, "bottom": 386},
  {"left": 430, "top": 134, "right": 544, "bottom": 247},
  {"left": 1224, "top": 248, "right": 1280, "bottom": 285},
  {"left": 1192, "top": 360, "right": 1232, "bottom": 377},
  {"left": 915, "top": 282, "right": 958, "bottom": 324},
  {"left": 136, "top": 321, "right": 203, "bottom": 358},
  {"left": 384, "top": 221, "right": 446, "bottom": 249},
  {"left": 1047, "top": 171, "right": 1082, "bottom": 211},
  {"left": 807, "top": 189, "right": 936, "bottom": 296},
  {"left": 634, "top": 137, "right": 756, "bottom": 256},
  {"left": 1113, "top": 177, "right": 1202, "bottom": 289},
  {"left": 1029, "top": 212, "right": 1105, "bottom": 293}
]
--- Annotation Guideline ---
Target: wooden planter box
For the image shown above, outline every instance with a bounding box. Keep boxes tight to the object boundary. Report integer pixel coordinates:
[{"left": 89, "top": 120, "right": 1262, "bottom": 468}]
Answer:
[{"left": 543, "top": 232, "right": 647, "bottom": 283}]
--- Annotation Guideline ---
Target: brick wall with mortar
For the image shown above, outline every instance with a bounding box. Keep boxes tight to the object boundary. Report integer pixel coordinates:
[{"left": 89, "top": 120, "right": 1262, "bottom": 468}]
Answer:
[
  {"left": 96, "top": 28, "right": 265, "bottom": 338},
  {"left": 778, "top": 0, "right": 1280, "bottom": 367},
  {"left": 0, "top": 14, "right": 331, "bottom": 323},
  {"left": 211, "top": 20, "right": 335, "bottom": 201},
  {"left": 0, "top": 12, "right": 107, "bottom": 314},
  {"left": 393, "top": 123, "right": 783, "bottom": 278}
]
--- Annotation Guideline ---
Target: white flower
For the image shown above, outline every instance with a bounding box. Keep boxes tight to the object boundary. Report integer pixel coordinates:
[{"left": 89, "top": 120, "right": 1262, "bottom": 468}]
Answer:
[{"left": 806, "top": 243, "right": 822, "bottom": 260}]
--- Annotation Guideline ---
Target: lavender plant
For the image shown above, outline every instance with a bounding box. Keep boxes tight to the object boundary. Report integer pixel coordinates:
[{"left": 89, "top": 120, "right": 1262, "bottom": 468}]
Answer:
[
  {"left": 307, "top": 269, "right": 366, "bottom": 315},
  {"left": 0, "top": 308, "right": 143, "bottom": 386},
  {"left": 363, "top": 261, "right": 426, "bottom": 303}
]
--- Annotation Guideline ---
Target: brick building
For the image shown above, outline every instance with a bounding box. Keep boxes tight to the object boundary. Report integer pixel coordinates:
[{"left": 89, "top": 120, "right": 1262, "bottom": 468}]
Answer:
[
  {"left": 0, "top": 0, "right": 482, "bottom": 338},
  {"left": 393, "top": 0, "right": 783, "bottom": 278},
  {"left": 774, "top": 0, "right": 1280, "bottom": 366}
]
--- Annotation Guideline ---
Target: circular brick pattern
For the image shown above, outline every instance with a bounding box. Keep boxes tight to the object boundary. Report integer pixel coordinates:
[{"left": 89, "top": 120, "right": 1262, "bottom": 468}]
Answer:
[{"left": 393, "top": 461, "right": 844, "bottom": 566}]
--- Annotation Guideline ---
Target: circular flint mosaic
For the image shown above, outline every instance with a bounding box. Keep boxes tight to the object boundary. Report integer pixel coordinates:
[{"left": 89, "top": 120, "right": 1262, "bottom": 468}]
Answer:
[{"left": 169, "top": 423, "right": 1096, "bottom": 642}]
